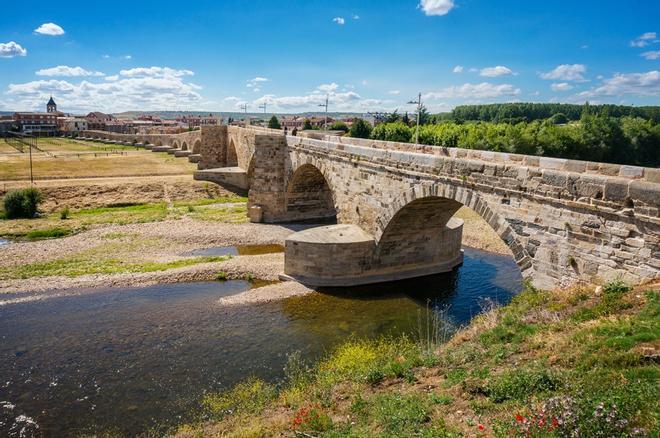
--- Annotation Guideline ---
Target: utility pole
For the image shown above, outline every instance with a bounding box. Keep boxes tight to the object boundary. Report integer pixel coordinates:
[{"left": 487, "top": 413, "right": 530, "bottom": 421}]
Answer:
[
  {"left": 407, "top": 92, "right": 422, "bottom": 144},
  {"left": 240, "top": 103, "right": 249, "bottom": 126},
  {"left": 318, "top": 94, "right": 329, "bottom": 131}
]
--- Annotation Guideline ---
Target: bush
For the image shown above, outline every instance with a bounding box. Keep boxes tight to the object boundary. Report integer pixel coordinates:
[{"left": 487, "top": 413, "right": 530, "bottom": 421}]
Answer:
[
  {"left": 60, "top": 207, "right": 70, "bottom": 220},
  {"left": 348, "top": 118, "right": 372, "bottom": 139},
  {"left": 371, "top": 121, "right": 413, "bottom": 143},
  {"left": 267, "top": 115, "right": 281, "bottom": 129},
  {"left": 329, "top": 121, "right": 349, "bottom": 132},
  {"left": 3, "top": 188, "right": 43, "bottom": 219},
  {"left": 486, "top": 369, "right": 561, "bottom": 402}
]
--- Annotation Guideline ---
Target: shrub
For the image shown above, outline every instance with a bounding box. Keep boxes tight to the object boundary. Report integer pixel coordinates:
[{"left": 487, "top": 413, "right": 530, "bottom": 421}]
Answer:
[
  {"left": 60, "top": 207, "right": 70, "bottom": 220},
  {"left": 371, "top": 121, "right": 413, "bottom": 143},
  {"left": 348, "top": 118, "right": 372, "bottom": 139},
  {"left": 291, "top": 404, "right": 333, "bottom": 432},
  {"left": 201, "top": 378, "right": 275, "bottom": 420},
  {"left": 267, "top": 115, "right": 281, "bottom": 129},
  {"left": 486, "top": 369, "right": 561, "bottom": 402},
  {"left": 3, "top": 188, "right": 43, "bottom": 219},
  {"left": 329, "top": 121, "right": 349, "bottom": 132},
  {"left": 215, "top": 271, "right": 227, "bottom": 281}
]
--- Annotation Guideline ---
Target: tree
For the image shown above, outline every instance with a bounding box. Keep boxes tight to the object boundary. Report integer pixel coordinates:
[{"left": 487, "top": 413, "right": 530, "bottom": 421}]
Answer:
[
  {"left": 371, "top": 122, "right": 412, "bottom": 142},
  {"left": 268, "top": 115, "right": 281, "bottom": 129},
  {"left": 348, "top": 118, "right": 372, "bottom": 139},
  {"left": 416, "top": 104, "right": 431, "bottom": 125},
  {"left": 385, "top": 110, "right": 401, "bottom": 123},
  {"left": 303, "top": 119, "right": 313, "bottom": 130},
  {"left": 329, "top": 121, "right": 349, "bottom": 133}
]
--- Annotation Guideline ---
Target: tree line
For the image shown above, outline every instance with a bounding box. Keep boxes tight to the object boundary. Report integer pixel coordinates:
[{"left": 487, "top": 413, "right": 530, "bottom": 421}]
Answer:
[{"left": 347, "top": 112, "right": 659, "bottom": 167}]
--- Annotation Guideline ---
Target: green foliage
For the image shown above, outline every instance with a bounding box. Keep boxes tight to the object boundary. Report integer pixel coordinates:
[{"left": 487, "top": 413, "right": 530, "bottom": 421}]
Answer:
[
  {"left": 267, "top": 115, "right": 281, "bottom": 129},
  {"left": 379, "top": 113, "right": 660, "bottom": 166},
  {"left": 215, "top": 271, "right": 227, "bottom": 281},
  {"left": 302, "top": 118, "right": 313, "bottom": 130},
  {"left": 371, "top": 121, "right": 412, "bottom": 142},
  {"left": 25, "top": 227, "right": 72, "bottom": 240},
  {"left": 348, "top": 118, "right": 372, "bottom": 139},
  {"left": 59, "top": 207, "right": 70, "bottom": 220},
  {"left": 291, "top": 405, "right": 333, "bottom": 432},
  {"left": 329, "top": 121, "right": 349, "bottom": 132},
  {"left": 486, "top": 368, "right": 562, "bottom": 402},
  {"left": 369, "top": 392, "right": 430, "bottom": 435},
  {"left": 201, "top": 378, "right": 276, "bottom": 420},
  {"left": 450, "top": 102, "right": 660, "bottom": 124},
  {"left": 3, "top": 187, "right": 43, "bottom": 219}
]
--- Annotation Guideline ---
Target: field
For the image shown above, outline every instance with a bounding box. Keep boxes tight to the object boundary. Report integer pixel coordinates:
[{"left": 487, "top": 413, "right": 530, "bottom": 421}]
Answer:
[{"left": 0, "top": 137, "right": 196, "bottom": 181}]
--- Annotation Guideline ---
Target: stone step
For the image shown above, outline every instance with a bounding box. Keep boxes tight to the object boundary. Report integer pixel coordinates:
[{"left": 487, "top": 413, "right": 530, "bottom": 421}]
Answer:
[
  {"left": 166, "top": 148, "right": 178, "bottom": 155},
  {"left": 188, "top": 154, "right": 202, "bottom": 163},
  {"left": 174, "top": 150, "right": 192, "bottom": 157},
  {"left": 194, "top": 166, "right": 248, "bottom": 190},
  {"left": 151, "top": 146, "right": 173, "bottom": 152}
]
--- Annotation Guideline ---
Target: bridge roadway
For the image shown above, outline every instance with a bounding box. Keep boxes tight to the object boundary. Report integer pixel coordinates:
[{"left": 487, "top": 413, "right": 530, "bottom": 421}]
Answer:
[{"left": 80, "top": 126, "right": 660, "bottom": 289}]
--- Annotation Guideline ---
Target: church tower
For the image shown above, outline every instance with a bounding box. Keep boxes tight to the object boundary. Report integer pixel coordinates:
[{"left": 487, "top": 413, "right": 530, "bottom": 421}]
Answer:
[{"left": 46, "top": 96, "right": 57, "bottom": 113}]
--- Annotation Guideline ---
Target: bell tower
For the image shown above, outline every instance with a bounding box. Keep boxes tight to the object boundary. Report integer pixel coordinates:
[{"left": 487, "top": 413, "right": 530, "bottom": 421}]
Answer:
[{"left": 46, "top": 96, "right": 57, "bottom": 113}]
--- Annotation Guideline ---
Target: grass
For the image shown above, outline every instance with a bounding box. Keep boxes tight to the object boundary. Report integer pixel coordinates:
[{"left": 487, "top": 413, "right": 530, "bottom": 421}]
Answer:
[
  {"left": 0, "top": 148, "right": 196, "bottom": 181},
  {"left": 173, "top": 281, "right": 660, "bottom": 437},
  {"left": 0, "top": 238, "right": 232, "bottom": 279},
  {"left": 0, "top": 196, "right": 248, "bottom": 239}
]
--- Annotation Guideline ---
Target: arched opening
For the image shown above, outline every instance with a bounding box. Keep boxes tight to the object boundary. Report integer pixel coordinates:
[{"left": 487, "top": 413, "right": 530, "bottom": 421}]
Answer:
[
  {"left": 172, "top": 141, "right": 179, "bottom": 149},
  {"left": 226, "top": 139, "right": 238, "bottom": 167},
  {"left": 155, "top": 140, "right": 163, "bottom": 147},
  {"left": 246, "top": 154, "right": 255, "bottom": 188},
  {"left": 285, "top": 164, "right": 336, "bottom": 221},
  {"left": 192, "top": 139, "right": 201, "bottom": 155},
  {"left": 181, "top": 141, "right": 188, "bottom": 151},
  {"left": 376, "top": 197, "right": 463, "bottom": 269}
]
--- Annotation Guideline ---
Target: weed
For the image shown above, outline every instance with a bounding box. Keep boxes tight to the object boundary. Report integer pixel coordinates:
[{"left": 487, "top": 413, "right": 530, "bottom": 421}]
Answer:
[
  {"left": 486, "top": 368, "right": 562, "bottom": 402},
  {"left": 201, "top": 378, "right": 275, "bottom": 420},
  {"left": 25, "top": 227, "right": 72, "bottom": 240},
  {"left": 215, "top": 271, "right": 227, "bottom": 281},
  {"left": 59, "top": 207, "right": 70, "bottom": 220}
]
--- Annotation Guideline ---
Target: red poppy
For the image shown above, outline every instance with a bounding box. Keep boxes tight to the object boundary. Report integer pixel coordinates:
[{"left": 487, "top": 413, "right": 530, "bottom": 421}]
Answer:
[
  {"left": 516, "top": 414, "right": 524, "bottom": 423},
  {"left": 478, "top": 424, "right": 485, "bottom": 431}
]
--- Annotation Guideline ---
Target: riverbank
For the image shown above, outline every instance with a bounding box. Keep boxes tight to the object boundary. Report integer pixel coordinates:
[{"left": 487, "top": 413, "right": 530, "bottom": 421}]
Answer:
[
  {"left": 174, "top": 280, "right": 659, "bottom": 437},
  {"left": 0, "top": 195, "right": 510, "bottom": 296}
]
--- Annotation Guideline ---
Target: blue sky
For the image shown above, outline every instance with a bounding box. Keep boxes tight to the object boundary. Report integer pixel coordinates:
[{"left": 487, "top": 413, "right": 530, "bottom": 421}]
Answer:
[{"left": 1, "top": 0, "right": 659, "bottom": 113}]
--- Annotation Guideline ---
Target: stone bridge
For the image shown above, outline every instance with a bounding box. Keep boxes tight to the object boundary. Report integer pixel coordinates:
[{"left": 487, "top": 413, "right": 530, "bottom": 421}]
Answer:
[{"left": 83, "top": 125, "right": 660, "bottom": 290}]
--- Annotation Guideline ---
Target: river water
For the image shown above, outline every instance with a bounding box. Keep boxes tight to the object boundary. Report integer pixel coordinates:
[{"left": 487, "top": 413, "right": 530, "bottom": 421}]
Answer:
[{"left": 0, "top": 247, "right": 521, "bottom": 436}]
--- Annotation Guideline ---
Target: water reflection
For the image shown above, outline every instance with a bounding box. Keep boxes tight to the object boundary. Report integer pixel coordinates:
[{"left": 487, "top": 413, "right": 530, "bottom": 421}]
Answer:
[
  {"left": 0, "top": 247, "right": 520, "bottom": 436},
  {"left": 183, "top": 244, "right": 284, "bottom": 257}
]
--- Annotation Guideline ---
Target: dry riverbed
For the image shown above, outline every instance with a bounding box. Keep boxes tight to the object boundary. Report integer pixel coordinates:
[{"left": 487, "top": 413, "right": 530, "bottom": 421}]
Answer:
[{"left": 0, "top": 201, "right": 510, "bottom": 303}]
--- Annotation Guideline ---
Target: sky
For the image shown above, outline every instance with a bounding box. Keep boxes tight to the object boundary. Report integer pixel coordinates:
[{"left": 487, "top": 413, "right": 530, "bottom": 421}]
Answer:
[{"left": 0, "top": 0, "right": 659, "bottom": 114}]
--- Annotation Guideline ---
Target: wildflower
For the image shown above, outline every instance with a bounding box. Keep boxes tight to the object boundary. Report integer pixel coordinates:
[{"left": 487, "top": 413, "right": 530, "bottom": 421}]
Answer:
[
  {"left": 478, "top": 423, "right": 485, "bottom": 431},
  {"left": 516, "top": 414, "right": 524, "bottom": 423}
]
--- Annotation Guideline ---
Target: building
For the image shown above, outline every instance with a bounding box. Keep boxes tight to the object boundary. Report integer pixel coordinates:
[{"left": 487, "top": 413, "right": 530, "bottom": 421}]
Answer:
[
  {"left": 176, "top": 114, "right": 219, "bottom": 129},
  {"left": 58, "top": 116, "right": 88, "bottom": 133},
  {"left": 46, "top": 96, "right": 57, "bottom": 113},
  {"left": 85, "top": 112, "right": 115, "bottom": 130},
  {"left": 13, "top": 112, "right": 58, "bottom": 135},
  {"left": 0, "top": 118, "right": 15, "bottom": 135}
]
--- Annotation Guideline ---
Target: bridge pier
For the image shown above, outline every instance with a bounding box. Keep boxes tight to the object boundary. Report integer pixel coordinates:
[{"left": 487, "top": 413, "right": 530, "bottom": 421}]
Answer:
[{"left": 281, "top": 219, "right": 464, "bottom": 286}]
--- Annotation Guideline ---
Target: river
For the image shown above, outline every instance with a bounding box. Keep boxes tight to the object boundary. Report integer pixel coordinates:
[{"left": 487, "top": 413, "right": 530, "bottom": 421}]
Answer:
[{"left": 0, "top": 247, "right": 521, "bottom": 436}]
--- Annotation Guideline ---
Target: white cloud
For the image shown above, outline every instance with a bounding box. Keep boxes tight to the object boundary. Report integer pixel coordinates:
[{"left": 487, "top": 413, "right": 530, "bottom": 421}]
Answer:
[
  {"left": 539, "top": 64, "right": 587, "bottom": 81},
  {"left": 424, "top": 82, "right": 521, "bottom": 100},
  {"left": 479, "top": 65, "right": 514, "bottom": 77},
  {"left": 105, "top": 75, "right": 119, "bottom": 81},
  {"left": 251, "top": 87, "right": 386, "bottom": 112},
  {"left": 5, "top": 66, "right": 203, "bottom": 112},
  {"left": 452, "top": 65, "right": 464, "bottom": 74},
  {"left": 102, "top": 54, "right": 110, "bottom": 59},
  {"left": 333, "top": 17, "right": 345, "bottom": 25},
  {"left": 0, "top": 41, "right": 27, "bottom": 58},
  {"left": 641, "top": 50, "right": 660, "bottom": 60},
  {"left": 36, "top": 65, "right": 105, "bottom": 77},
  {"left": 317, "top": 82, "right": 339, "bottom": 93},
  {"left": 551, "top": 82, "right": 573, "bottom": 92},
  {"left": 34, "top": 23, "right": 65, "bottom": 36},
  {"left": 124, "top": 55, "right": 132, "bottom": 60},
  {"left": 578, "top": 70, "right": 660, "bottom": 98},
  {"left": 581, "top": 44, "right": 589, "bottom": 49},
  {"left": 352, "top": 14, "right": 360, "bottom": 20},
  {"left": 388, "top": 90, "right": 401, "bottom": 95},
  {"left": 120, "top": 67, "right": 193, "bottom": 78},
  {"left": 630, "top": 32, "right": 657, "bottom": 48},
  {"left": 419, "top": 0, "right": 455, "bottom": 16},
  {"left": 246, "top": 76, "right": 269, "bottom": 88}
]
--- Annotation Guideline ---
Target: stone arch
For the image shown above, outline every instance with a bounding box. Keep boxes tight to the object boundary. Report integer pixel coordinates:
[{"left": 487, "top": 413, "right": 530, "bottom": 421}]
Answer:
[
  {"left": 192, "top": 139, "right": 201, "bottom": 154},
  {"left": 227, "top": 138, "right": 238, "bottom": 167},
  {"left": 285, "top": 163, "right": 337, "bottom": 220},
  {"left": 375, "top": 185, "right": 532, "bottom": 276},
  {"left": 155, "top": 140, "right": 163, "bottom": 146},
  {"left": 246, "top": 153, "right": 255, "bottom": 188},
  {"left": 181, "top": 141, "right": 188, "bottom": 151},
  {"left": 172, "top": 140, "right": 179, "bottom": 149}
]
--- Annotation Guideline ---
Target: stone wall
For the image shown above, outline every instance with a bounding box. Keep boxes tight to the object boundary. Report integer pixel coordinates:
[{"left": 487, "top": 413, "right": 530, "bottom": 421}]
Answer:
[{"left": 245, "top": 131, "right": 659, "bottom": 289}]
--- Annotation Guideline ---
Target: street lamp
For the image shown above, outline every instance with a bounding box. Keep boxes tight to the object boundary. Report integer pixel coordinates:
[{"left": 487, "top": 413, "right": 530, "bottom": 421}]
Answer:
[
  {"left": 240, "top": 103, "right": 249, "bottom": 126},
  {"left": 318, "top": 94, "right": 329, "bottom": 131},
  {"left": 407, "top": 92, "right": 422, "bottom": 144}
]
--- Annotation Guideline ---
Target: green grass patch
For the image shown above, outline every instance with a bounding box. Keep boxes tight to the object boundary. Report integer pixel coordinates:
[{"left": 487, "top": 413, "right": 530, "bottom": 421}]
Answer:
[{"left": 201, "top": 378, "right": 276, "bottom": 421}]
